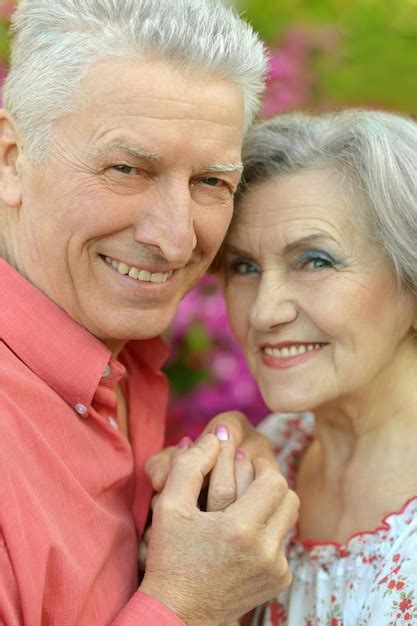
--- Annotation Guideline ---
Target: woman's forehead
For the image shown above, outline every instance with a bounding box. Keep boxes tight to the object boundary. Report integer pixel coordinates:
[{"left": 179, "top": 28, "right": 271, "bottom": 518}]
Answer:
[{"left": 231, "top": 169, "right": 362, "bottom": 243}]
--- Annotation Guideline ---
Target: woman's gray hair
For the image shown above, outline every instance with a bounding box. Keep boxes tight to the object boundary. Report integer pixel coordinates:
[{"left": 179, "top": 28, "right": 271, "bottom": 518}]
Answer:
[
  {"left": 2, "top": 0, "right": 267, "bottom": 160},
  {"left": 236, "top": 109, "right": 417, "bottom": 292}
]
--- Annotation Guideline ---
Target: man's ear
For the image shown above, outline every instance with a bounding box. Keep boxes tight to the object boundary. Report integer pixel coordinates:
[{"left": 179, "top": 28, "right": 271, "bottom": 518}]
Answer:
[{"left": 0, "top": 110, "right": 23, "bottom": 208}]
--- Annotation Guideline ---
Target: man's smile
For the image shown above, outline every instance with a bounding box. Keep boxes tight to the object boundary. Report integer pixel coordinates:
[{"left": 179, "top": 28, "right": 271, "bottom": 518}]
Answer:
[{"left": 103, "top": 254, "right": 174, "bottom": 284}]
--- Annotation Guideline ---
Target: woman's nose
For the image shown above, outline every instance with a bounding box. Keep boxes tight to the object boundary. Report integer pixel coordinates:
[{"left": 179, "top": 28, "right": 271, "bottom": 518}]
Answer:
[{"left": 249, "top": 276, "right": 298, "bottom": 332}]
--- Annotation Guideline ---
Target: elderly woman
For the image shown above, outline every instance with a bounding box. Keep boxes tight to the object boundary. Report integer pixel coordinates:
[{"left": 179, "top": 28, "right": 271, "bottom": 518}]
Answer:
[{"left": 217, "top": 109, "right": 417, "bottom": 626}]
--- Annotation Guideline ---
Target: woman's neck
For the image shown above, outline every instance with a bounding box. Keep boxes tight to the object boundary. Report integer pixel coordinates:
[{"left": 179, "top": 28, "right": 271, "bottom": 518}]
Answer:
[{"left": 296, "top": 339, "right": 417, "bottom": 543}]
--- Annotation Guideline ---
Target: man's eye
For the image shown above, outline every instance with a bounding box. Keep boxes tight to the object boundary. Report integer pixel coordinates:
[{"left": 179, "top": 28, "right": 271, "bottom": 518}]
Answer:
[
  {"left": 201, "top": 177, "right": 223, "bottom": 187},
  {"left": 112, "top": 165, "right": 135, "bottom": 175}
]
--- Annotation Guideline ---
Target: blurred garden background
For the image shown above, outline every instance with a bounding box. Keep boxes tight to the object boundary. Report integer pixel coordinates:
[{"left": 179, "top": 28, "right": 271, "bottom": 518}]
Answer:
[{"left": 0, "top": 0, "right": 415, "bottom": 443}]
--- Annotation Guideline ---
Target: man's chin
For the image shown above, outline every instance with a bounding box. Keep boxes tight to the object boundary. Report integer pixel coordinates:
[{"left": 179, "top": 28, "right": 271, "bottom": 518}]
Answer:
[{"left": 90, "top": 313, "right": 175, "bottom": 346}]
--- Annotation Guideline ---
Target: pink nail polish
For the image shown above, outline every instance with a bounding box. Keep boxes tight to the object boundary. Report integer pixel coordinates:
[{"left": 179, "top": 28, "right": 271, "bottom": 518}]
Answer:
[
  {"left": 235, "top": 448, "right": 245, "bottom": 460},
  {"left": 177, "top": 436, "right": 192, "bottom": 450},
  {"left": 215, "top": 424, "right": 229, "bottom": 442}
]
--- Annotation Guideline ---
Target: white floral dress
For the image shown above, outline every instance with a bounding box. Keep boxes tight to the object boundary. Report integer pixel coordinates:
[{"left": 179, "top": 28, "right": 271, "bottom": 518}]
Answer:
[{"left": 252, "top": 413, "right": 417, "bottom": 626}]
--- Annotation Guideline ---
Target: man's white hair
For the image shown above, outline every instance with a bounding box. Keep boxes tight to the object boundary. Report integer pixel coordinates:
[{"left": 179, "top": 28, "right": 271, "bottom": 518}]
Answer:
[
  {"left": 236, "top": 109, "right": 417, "bottom": 292},
  {"left": 3, "top": 0, "right": 267, "bottom": 160}
]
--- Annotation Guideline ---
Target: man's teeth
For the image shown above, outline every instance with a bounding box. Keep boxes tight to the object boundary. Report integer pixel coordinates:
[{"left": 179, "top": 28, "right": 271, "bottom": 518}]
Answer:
[
  {"left": 264, "top": 344, "right": 322, "bottom": 358},
  {"left": 105, "top": 257, "right": 173, "bottom": 284}
]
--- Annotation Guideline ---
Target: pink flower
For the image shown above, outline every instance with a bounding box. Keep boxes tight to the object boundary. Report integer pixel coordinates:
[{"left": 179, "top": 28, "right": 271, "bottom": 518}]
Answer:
[{"left": 0, "top": 1, "right": 15, "bottom": 18}]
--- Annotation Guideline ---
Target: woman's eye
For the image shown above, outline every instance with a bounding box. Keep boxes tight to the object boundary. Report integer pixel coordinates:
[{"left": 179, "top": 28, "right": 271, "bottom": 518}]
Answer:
[
  {"left": 229, "top": 259, "right": 259, "bottom": 275},
  {"left": 298, "top": 251, "right": 337, "bottom": 270}
]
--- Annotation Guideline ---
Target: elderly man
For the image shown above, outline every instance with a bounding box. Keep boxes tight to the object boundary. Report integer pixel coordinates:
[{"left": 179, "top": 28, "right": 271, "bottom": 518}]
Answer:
[{"left": 0, "top": 1, "right": 299, "bottom": 624}]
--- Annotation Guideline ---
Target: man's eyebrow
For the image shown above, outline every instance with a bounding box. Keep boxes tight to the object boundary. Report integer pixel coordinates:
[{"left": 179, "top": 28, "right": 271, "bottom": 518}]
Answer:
[
  {"left": 283, "top": 233, "right": 338, "bottom": 254},
  {"left": 203, "top": 161, "right": 244, "bottom": 174},
  {"left": 93, "top": 140, "right": 161, "bottom": 162}
]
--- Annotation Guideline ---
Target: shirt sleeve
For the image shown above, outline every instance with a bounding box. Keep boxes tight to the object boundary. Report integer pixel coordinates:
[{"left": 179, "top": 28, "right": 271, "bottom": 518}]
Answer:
[
  {"left": 0, "top": 538, "right": 23, "bottom": 626},
  {"left": 111, "top": 591, "right": 186, "bottom": 626}
]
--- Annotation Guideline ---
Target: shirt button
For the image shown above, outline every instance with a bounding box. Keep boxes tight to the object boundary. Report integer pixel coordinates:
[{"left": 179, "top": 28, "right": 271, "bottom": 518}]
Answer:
[
  {"left": 107, "top": 416, "right": 119, "bottom": 431},
  {"left": 102, "top": 364, "right": 112, "bottom": 378},
  {"left": 75, "top": 403, "right": 88, "bottom": 416}
]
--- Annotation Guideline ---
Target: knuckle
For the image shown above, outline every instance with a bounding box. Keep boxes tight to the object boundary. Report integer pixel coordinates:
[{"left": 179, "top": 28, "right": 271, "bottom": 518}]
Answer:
[
  {"left": 260, "top": 543, "right": 278, "bottom": 570},
  {"left": 210, "top": 483, "right": 236, "bottom": 507},
  {"left": 154, "top": 494, "right": 194, "bottom": 521},
  {"left": 268, "top": 472, "right": 288, "bottom": 498},
  {"left": 146, "top": 464, "right": 165, "bottom": 489},
  {"left": 276, "top": 473, "right": 289, "bottom": 494},
  {"left": 171, "top": 447, "right": 200, "bottom": 469},
  {"left": 144, "top": 456, "right": 160, "bottom": 477},
  {"left": 276, "top": 561, "right": 292, "bottom": 592},
  {"left": 288, "top": 489, "right": 301, "bottom": 512},
  {"left": 227, "top": 519, "right": 255, "bottom": 548}
]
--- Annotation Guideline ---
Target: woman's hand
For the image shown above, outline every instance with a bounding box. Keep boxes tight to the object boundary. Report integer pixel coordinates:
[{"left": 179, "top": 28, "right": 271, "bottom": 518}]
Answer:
[{"left": 146, "top": 410, "right": 274, "bottom": 497}]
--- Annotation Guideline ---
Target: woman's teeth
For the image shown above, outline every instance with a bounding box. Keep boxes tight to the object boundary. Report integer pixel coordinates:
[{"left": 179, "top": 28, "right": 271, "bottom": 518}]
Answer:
[{"left": 263, "top": 344, "right": 322, "bottom": 358}]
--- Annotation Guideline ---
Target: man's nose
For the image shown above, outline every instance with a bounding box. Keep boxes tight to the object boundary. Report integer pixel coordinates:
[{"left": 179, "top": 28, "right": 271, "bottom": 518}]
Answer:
[
  {"left": 133, "top": 181, "right": 197, "bottom": 266},
  {"left": 250, "top": 273, "right": 298, "bottom": 332}
]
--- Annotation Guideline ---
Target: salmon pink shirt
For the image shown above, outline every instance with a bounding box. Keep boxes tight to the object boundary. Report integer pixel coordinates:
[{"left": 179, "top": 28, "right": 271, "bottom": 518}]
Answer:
[{"left": 0, "top": 259, "right": 184, "bottom": 625}]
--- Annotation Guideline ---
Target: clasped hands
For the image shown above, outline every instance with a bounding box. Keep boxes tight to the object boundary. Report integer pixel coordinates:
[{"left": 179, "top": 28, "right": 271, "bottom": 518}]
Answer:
[{"left": 140, "top": 412, "right": 299, "bottom": 626}]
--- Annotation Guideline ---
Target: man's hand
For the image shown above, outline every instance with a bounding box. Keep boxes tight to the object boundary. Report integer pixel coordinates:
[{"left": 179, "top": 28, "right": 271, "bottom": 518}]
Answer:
[
  {"left": 146, "top": 411, "right": 274, "bottom": 497},
  {"left": 140, "top": 433, "right": 299, "bottom": 626}
]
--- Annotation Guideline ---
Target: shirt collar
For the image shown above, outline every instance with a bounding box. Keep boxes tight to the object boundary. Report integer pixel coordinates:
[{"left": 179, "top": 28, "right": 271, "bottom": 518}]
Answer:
[{"left": 0, "top": 259, "right": 169, "bottom": 414}]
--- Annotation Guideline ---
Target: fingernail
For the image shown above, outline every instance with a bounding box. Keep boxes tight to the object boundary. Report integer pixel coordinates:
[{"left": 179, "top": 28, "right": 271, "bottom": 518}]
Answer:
[
  {"left": 177, "top": 436, "right": 192, "bottom": 450},
  {"left": 235, "top": 448, "right": 245, "bottom": 460},
  {"left": 215, "top": 424, "right": 229, "bottom": 442}
]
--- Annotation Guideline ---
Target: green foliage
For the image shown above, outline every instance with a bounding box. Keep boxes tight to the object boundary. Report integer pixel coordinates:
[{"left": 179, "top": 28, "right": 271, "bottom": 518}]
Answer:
[
  {"left": 0, "top": 20, "right": 10, "bottom": 61},
  {"left": 240, "top": 0, "right": 417, "bottom": 113}
]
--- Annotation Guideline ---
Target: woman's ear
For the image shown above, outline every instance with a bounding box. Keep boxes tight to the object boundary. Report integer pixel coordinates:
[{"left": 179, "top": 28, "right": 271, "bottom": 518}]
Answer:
[{"left": 0, "top": 110, "right": 23, "bottom": 208}]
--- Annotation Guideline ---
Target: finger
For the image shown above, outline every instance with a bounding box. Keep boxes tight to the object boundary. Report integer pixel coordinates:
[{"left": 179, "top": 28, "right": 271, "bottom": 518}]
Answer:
[
  {"left": 234, "top": 452, "right": 255, "bottom": 499},
  {"left": 145, "top": 445, "right": 177, "bottom": 492},
  {"left": 207, "top": 425, "right": 236, "bottom": 512},
  {"left": 159, "top": 434, "right": 220, "bottom": 508},
  {"left": 266, "top": 489, "right": 300, "bottom": 544},
  {"left": 200, "top": 411, "right": 250, "bottom": 448},
  {"left": 151, "top": 493, "right": 160, "bottom": 511},
  {"left": 228, "top": 457, "right": 289, "bottom": 524},
  {"left": 239, "top": 430, "right": 276, "bottom": 465}
]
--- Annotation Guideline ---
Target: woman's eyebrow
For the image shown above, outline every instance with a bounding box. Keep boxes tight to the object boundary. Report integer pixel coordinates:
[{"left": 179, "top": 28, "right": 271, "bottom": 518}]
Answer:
[
  {"left": 223, "top": 242, "right": 256, "bottom": 258},
  {"left": 283, "top": 234, "right": 338, "bottom": 254}
]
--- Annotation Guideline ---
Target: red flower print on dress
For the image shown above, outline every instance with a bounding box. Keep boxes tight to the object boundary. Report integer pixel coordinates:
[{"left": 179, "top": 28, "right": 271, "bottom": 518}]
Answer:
[
  {"left": 399, "top": 598, "right": 412, "bottom": 612},
  {"left": 270, "top": 599, "right": 287, "bottom": 625}
]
